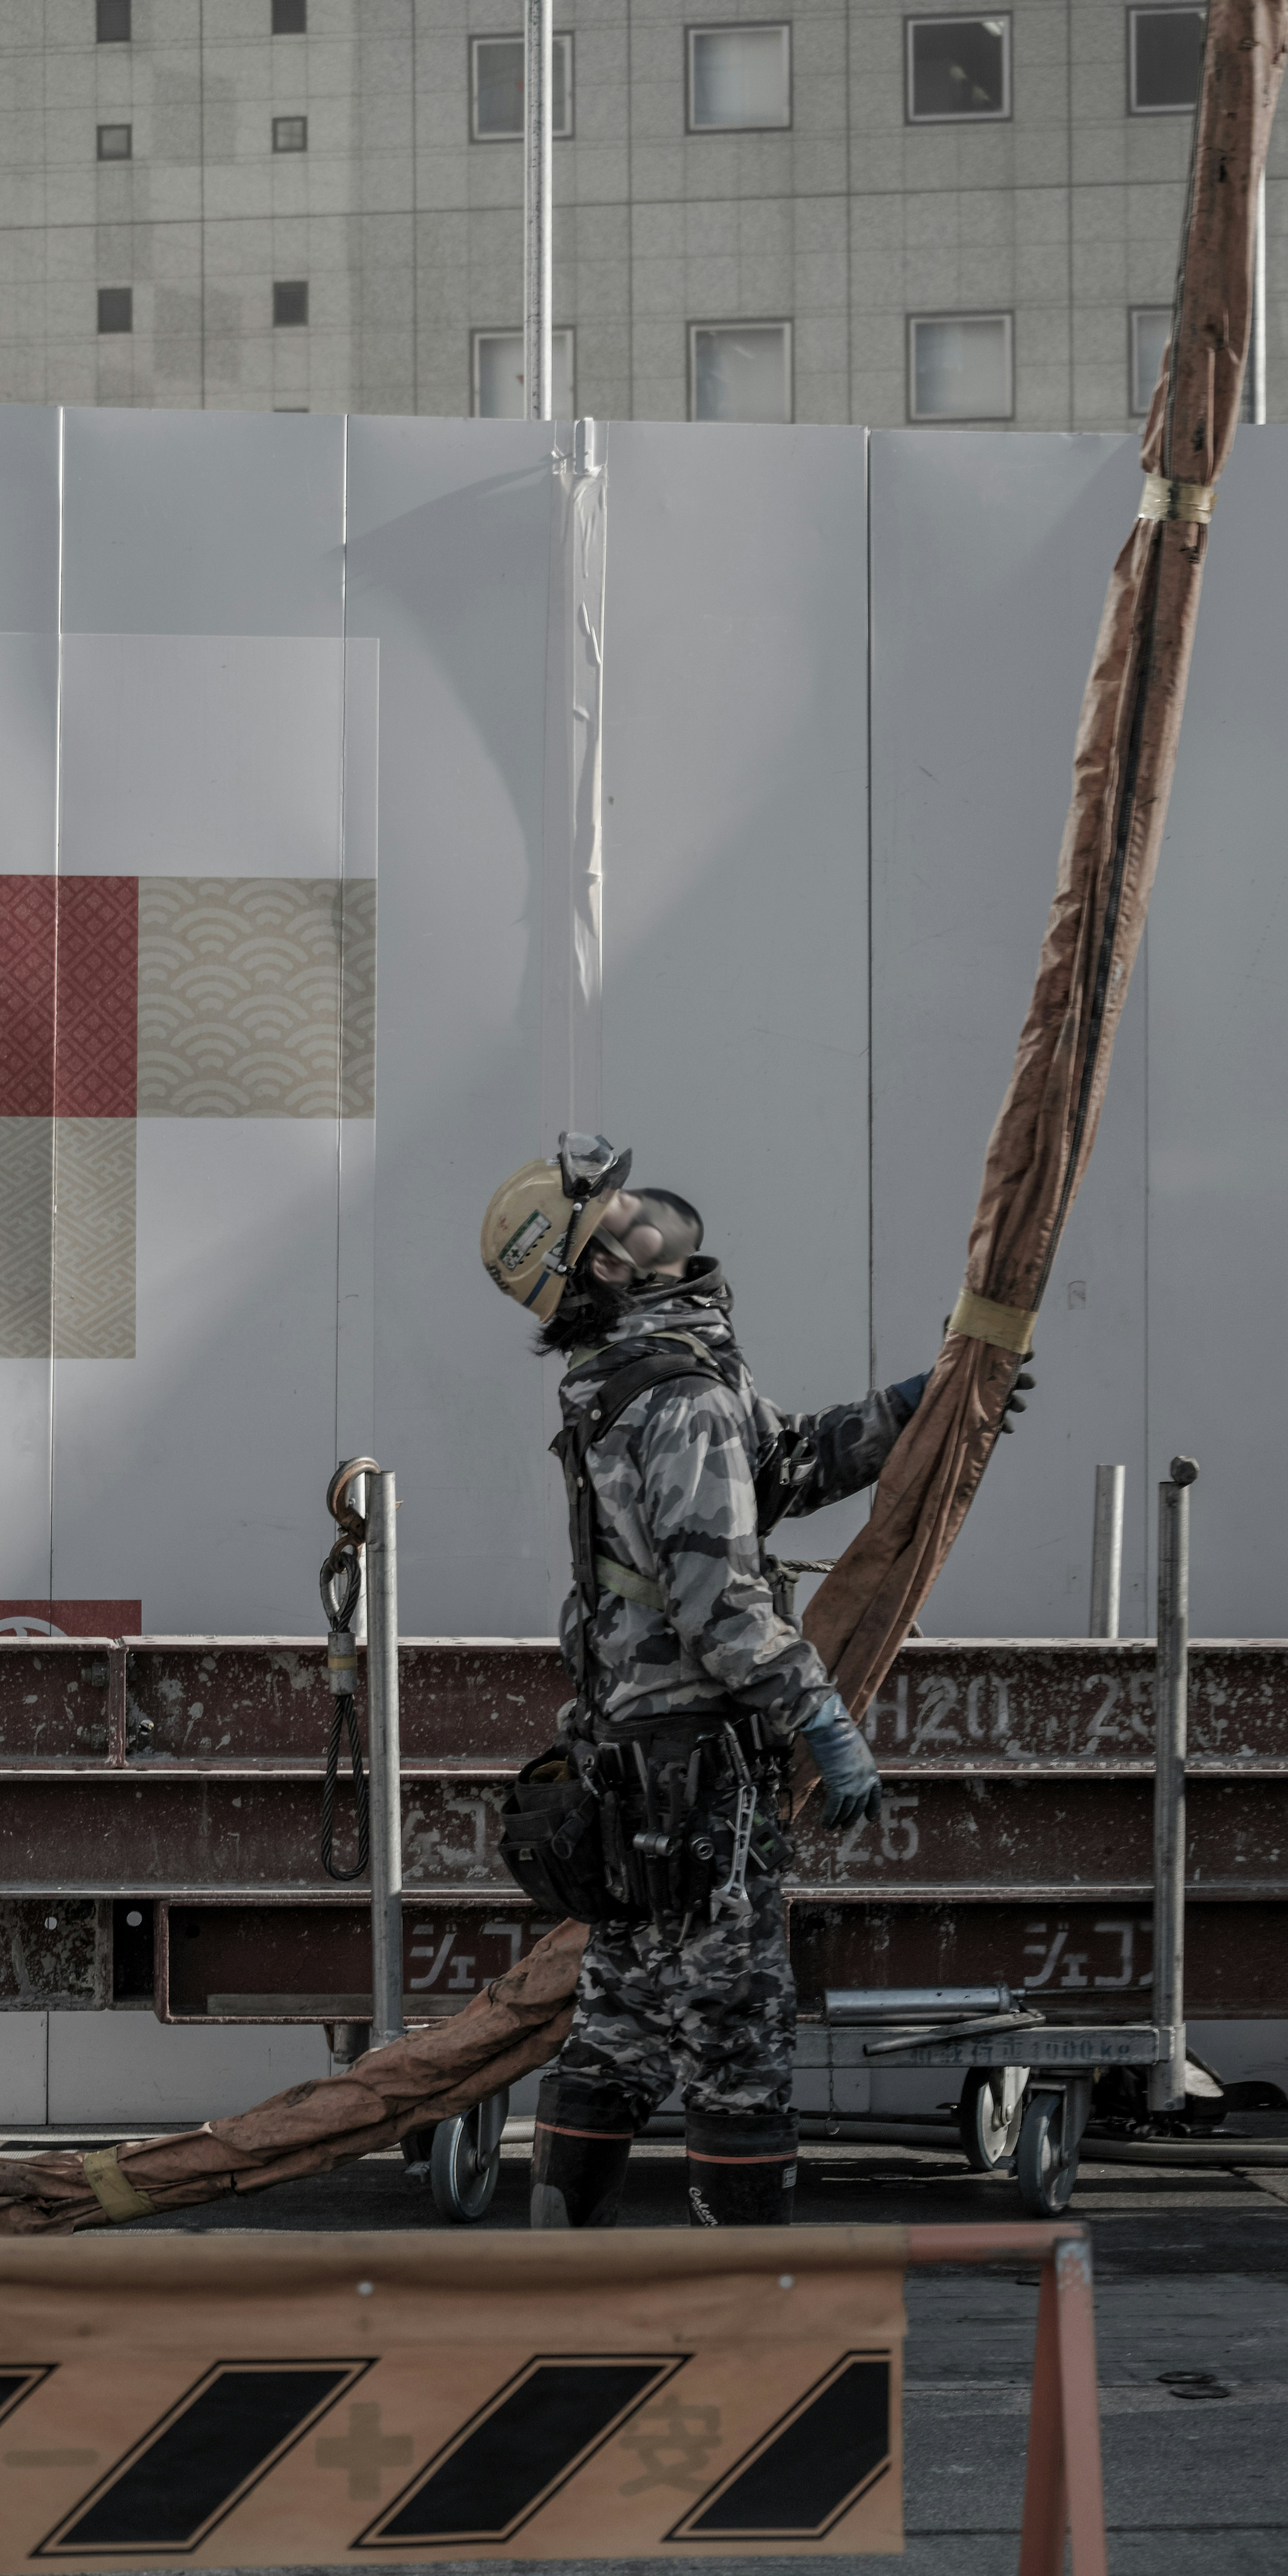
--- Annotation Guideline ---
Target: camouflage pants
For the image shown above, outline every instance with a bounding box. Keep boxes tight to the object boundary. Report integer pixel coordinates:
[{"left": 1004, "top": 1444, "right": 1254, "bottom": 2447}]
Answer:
[{"left": 556, "top": 1868, "right": 796, "bottom": 2124}]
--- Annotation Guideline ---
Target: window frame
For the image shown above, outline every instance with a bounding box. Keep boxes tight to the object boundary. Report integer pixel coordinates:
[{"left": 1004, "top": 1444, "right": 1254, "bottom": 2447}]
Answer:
[
  {"left": 469, "top": 33, "right": 575, "bottom": 143},
  {"left": 272, "top": 115, "right": 309, "bottom": 153},
  {"left": 97, "top": 286, "right": 133, "bottom": 335},
  {"left": 905, "top": 11, "right": 1012, "bottom": 124},
  {"left": 687, "top": 319, "right": 794, "bottom": 423},
  {"left": 471, "top": 325, "right": 576, "bottom": 418},
  {"left": 1129, "top": 304, "right": 1172, "bottom": 416},
  {"left": 96, "top": 123, "right": 133, "bottom": 162},
  {"left": 907, "top": 309, "right": 1015, "bottom": 421},
  {"left": 272, "top": 279, "right": 310, "bottom": 328},
  {"left": 685, "top": 23, "right": 793, "bottom": 135},
  {"left": 1127, "top": 5, "right": 1206, "bottom": 116}
]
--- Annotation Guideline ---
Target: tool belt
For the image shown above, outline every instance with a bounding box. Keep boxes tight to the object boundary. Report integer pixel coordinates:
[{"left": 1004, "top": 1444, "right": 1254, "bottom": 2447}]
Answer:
[{"left": 498, "top": 1707, "right": 792, "bottom": 1933}]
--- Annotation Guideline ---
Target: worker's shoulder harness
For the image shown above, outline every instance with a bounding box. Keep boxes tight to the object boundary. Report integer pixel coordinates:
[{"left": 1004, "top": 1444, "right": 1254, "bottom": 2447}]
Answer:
[
  {"left": 497, "top": 1331, "right": 793, "bottom": 1940},
  {"left": 552, "top": 1332, "right": 730, "bottom": 1715}
]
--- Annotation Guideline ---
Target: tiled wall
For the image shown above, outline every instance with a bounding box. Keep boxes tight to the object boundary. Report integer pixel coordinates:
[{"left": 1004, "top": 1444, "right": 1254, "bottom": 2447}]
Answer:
[{"left": 0, "top": 1, "right": 1285, "bottom": 429}]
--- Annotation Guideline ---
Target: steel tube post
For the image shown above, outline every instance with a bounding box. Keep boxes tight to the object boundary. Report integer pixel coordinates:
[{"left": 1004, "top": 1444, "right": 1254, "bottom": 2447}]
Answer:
[
  {"left": 1149, "top": 1456, "right": 1196, "bottom": 2113},
  {"left": 365, "top": 1470, "right": 404, "bottom": 2048},
  {"left": 523, "top": 0, "right": 552, "bottom": 420},
  {"left": 1088, "top": 1464, "right": 1124, "bottom": 1639}
]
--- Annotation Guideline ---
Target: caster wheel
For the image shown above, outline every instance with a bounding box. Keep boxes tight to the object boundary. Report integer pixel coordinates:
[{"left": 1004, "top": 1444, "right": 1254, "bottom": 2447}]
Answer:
[
  {"left": 959, "top": 2066, "right": 1029, "bottom": 2172},
  {"left": 1016, "top": 2090, "right": 1078, "bottom": 2216},
  {"left": 429, "top": 2089, "right": 509, "bottom": 2224}
]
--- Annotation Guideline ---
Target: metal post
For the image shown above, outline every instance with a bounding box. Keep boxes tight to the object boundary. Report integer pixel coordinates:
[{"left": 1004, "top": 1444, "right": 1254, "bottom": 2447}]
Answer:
[
  {"left": 364, "top": 1470, "right": 404, "bottom": 2047},
  {"left": 1148, "top": 1455, "right": 1197, "bottom": 2113},
  {"left": 523, "top": 0, "right": 553, "bottom": 420},
  {"left": 1254, "top": 169, "right": 1268, "bottom": 426},
  {"left": 1088, "top": 1463, "right": 1125, "bottom": 1639}
]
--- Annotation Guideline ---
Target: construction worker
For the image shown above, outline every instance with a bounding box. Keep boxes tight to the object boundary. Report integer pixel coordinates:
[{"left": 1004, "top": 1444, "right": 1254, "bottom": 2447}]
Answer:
[{"left": 481, "top": 1133, "right": 968, "bottom": 2228}]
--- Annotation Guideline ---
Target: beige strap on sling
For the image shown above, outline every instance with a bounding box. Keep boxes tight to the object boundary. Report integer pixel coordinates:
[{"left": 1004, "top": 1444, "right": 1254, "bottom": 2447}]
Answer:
[
  {"left": 1138, "top": 473, "right": 1215, "bottom": 526},
  {"left": 83, "top": 2145, "right": 155, "bottom": 2222},
  {"left": 947, "top": 1287, "right": 1037, "bottom": 1355}
]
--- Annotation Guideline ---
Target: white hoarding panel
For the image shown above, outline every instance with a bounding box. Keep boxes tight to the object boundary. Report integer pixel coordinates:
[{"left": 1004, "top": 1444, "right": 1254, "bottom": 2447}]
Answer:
[
  {"left": 601, "top": 424, "right": 872, "bottom": 1603},
  {"left": 49, "top": 412, "right": 352, "bottom": 1633},
  {"left": 61, "top": 410, "right": 346, "bottom": 639},
  {"left": 346, "top": 418, "right": 557, "bottom": 1637},
  {"left": 869, "top": 429, "right": 1151, "bottom": 1638},
  {"left": 1146, "top": 428, "right": 1288, "bottom": 1636}
]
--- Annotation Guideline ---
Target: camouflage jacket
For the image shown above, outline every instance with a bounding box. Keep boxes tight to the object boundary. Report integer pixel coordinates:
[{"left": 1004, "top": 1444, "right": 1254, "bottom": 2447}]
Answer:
[{"left": 556, "top": 1260, "right": 917, "bottom": 1743}]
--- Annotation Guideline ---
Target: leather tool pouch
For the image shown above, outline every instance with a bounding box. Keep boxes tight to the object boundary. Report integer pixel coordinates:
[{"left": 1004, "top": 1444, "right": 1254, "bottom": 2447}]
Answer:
[{"left": 498, "top": 1750, "right": 621, "bottom": 1923}]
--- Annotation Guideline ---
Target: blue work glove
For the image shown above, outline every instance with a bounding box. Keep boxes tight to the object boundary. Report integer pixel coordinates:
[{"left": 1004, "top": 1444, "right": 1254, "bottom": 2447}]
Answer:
[
  {"left": 801, "top": 1690, "right": 882, "bottom": 1830},
  {"left": 890, "top": 1372, "right": 929, "bottom": 1415}
]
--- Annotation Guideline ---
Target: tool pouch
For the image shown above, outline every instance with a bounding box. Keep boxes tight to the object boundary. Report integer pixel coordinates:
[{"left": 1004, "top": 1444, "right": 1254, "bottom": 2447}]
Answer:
[{"left": 498, "top": 1751, "right": 623, "bottom": 1923}]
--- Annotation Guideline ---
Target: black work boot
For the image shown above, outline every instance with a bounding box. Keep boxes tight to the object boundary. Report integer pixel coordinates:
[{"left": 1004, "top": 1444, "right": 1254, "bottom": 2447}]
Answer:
[
  {"left": 530, "top": 2076, "right": 636, "bottom": 2228},
  {"left": 686, "top": 2106, "right": 798, "bottom": 2226}
]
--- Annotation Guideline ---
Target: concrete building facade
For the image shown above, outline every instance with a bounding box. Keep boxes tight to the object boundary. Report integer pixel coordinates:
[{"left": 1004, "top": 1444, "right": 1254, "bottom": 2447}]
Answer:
[{"left": 0, "top": 0, "right": 1281, "bottom": 427}]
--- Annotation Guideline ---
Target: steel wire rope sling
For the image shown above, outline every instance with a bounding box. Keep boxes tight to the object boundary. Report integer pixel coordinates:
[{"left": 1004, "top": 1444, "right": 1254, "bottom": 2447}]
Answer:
[{"left": 318, "top": 1456, "right": 379, "bottom": 1881}]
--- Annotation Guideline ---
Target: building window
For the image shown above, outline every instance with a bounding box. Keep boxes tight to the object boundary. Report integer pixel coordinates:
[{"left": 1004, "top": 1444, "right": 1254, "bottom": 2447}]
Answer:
[
  {"left": 690, "top": 322, "right": 792, "bottom": 422},
  {"left": 272, "top": 0, "right": 307, "bottom": 32},
  {"left": 473, "top": 328, "right": 575, "bottom": 418},
  {"left": 273, "top": 116, "right": 308, "bottom": 152},
  {"left": 97, "top": 124, "right": 132, "bottom": 162},
  {"left": 1130, "top": 306, "right": 1170, "bottom": 415},
  {"left": 907, "top": 14, "right": 1010, "bottom": 120},
  {"left": 687, "top": 27, "right": 791, "bottom": 131},
  {"left": 471, "top": 35, "right": 574, "bottom": 140},
  {"left": 97, "top": 287, "right": 132, "bottom": 334},
  {"left": 1129, "top": 7, "right": 1204, "bottom": 113},
  {"left": 273, "top": 279, "right": 309, "bottom": 327},
  {"left": 96, "top": 0, "right": 130, "bottom": 40},
  {"left": 909, "top": 312, "right": 1013, "bottom": 419}
]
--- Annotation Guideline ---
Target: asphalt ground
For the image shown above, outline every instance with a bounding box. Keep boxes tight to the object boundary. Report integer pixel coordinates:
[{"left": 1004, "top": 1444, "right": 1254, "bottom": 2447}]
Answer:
[{"left": 100, "top": 2137, "right": 1288, "bottom": 2572}]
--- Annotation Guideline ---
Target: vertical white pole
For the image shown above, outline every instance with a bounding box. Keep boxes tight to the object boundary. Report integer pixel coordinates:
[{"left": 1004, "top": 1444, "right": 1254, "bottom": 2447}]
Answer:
[
  {"left": 365, "top": 1470, "right": 404, "bottom": 2047},
  {"left": 524, "top": 0, "right": 553, "bottom": 419},
  {"left": 1088, "top": 1464, "right": 1125, "bottom": 1640},
  {"left": 1148, "top": 1457, "right": 1196, "bottom": 2114},
  {"left": 1254, "top": 169, "right": 1268, "bottom": 425}
]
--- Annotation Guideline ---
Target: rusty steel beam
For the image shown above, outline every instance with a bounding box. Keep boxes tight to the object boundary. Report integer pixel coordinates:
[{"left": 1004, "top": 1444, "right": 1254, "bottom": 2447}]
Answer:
[
  {"left": 3, "top": 1635, "right": 1286, "bottom": 2025},
  {"left": 0, "top": 1769, "right": 1283, "bottom": 1903}
]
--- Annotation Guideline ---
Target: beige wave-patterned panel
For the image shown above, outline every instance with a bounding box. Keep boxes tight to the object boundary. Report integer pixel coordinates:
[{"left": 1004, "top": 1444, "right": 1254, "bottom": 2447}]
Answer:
[
  {"left": 52, "top": 1118, "right": 137, "bottom": 1358},
  {"left": 0, "top": 1117, "right": 54, "bottom": 1356},
  {"left": 137, "top": 877, "right": 376, "bottom": 1118},
  {"left": 0, "top": 1118, "right": 135, "bottom": 1358}
]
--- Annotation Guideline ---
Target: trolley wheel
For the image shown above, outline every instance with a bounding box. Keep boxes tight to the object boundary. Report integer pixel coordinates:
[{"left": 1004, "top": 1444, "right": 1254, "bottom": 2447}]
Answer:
[
  {"left": 958, "top": 2066, "right": 1029, "bottom": 2172},
  {"left": 1016, "top": 2090, "right": 1079, "bottom": 2217},
  {"left": 428, "top": 2096, "right": 507, "bottom": 2224}
]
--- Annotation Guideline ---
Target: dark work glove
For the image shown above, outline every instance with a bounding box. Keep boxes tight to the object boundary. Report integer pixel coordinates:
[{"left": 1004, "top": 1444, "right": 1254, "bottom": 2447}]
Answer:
[
  {"left": 998, "top": 1364, "right": 1035, "bottom": 1433},
  {"left": 890, "top": 1372, "right": 929, "bottom": 1414},
  {"left": 800, "top": 1690, "right": 882, "bottom": 1829}
]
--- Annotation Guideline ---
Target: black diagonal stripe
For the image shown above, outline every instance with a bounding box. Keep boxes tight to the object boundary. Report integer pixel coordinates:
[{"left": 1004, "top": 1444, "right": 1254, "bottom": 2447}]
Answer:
[
  {"left": 0, "top": 2368, "right": 55, "bottom": 2431},
  {"left": 38, "top": 2361, "right": 368, "bottom": 2555},
  {"left": 669, "top": 2353, "right": 891, "bottom": 2542},
  {"left": 361, "top": 2356, "right": 682, "bottom": 2545}
]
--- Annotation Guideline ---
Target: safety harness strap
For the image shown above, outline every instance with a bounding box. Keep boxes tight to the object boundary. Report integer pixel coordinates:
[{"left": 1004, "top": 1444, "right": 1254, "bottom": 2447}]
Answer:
[
  {"left": 596, "top": 1554, "right": 665, "bottom": 1610},
  {"left": 554, "top": 1347, "right": 723, "bottom": 1714}
]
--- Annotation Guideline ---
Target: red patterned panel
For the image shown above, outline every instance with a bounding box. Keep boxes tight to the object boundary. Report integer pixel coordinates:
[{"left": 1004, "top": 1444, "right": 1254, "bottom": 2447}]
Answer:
[
  {"left": 0, "top": 877, "right": 138, "bottom": 1118},
  {"left": 0, "top": 875, "right": 56, "bottom": 1115},
  {"left": 0, "top": 1600, "right": 142, "bottom": 1637},
  {"left": 55, "top": 877, "right": 138, "bottom": 1117}
]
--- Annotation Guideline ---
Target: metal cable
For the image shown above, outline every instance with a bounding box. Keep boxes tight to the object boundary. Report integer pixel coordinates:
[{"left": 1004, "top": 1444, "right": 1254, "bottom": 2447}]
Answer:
[{"left": 319, "top": 1532, "right": 370, "bottom": 1884}]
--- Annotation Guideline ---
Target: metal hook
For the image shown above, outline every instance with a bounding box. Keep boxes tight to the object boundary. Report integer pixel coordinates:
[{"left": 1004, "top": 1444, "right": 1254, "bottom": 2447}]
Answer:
[{"left": 327, "top": 1456, "right": 380, "bottom": 1547}]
